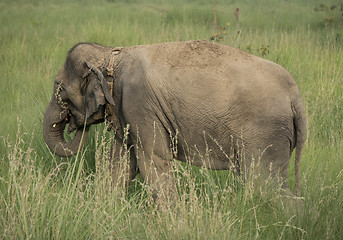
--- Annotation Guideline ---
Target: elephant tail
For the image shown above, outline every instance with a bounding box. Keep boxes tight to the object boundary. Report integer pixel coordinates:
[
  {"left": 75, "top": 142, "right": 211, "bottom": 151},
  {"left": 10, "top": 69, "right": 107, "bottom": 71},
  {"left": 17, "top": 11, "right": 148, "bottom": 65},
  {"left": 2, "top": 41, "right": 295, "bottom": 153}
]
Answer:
[{"left": 292, "top": 99, "right": 306, "bottom": 197}]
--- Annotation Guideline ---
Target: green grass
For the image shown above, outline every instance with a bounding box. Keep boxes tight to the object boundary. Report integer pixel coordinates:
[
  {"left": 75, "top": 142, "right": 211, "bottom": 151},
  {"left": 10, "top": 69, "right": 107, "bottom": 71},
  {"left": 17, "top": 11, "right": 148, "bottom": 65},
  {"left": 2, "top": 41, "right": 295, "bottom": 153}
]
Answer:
[{"left": 1, "top": 0, "right": 343, "bottom": 239}]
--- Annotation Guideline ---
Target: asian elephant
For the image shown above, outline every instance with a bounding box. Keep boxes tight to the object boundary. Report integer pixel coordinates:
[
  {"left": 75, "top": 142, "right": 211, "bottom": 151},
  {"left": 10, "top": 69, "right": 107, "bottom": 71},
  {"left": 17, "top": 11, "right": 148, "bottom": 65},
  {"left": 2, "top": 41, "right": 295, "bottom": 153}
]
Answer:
[{"left": 43, "top": 40, "right": 306, "bottom": 205}]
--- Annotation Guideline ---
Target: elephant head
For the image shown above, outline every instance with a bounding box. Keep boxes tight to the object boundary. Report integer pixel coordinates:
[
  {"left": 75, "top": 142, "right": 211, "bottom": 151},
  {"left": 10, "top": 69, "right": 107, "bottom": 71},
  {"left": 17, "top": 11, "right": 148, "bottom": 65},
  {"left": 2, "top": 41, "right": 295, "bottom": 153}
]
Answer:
[{"left": 43, "top": 43, "right": 117, "bottom": 157}]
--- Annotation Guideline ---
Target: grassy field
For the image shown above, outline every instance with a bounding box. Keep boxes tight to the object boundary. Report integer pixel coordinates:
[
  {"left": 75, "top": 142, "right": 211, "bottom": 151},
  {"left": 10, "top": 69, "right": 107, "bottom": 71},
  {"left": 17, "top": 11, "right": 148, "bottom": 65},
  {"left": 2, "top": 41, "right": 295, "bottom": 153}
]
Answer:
[{"left": 1, "top": 0, "right": 343, "bottom": 239}]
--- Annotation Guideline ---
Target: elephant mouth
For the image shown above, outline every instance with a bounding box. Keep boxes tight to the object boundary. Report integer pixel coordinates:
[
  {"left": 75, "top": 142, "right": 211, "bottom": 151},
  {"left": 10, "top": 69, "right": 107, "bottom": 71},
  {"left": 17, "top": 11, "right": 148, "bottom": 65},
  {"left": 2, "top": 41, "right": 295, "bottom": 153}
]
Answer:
[
  {"left": 66, "top": 105, "right": 106, "bottom": 134},
  {"left": 66, "top": 114, "right": 78, "bottom": 134},
  {"left": 60, "top": 110, "right": 101, "bottom": 138}
]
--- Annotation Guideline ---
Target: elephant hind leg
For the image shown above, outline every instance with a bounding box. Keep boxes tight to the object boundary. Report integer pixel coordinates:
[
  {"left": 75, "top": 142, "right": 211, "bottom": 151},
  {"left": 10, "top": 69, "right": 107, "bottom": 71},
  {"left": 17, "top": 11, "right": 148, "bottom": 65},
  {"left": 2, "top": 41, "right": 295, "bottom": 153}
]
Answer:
[{"left": 239, "top": 138, "right": 293, "bottom": 194}]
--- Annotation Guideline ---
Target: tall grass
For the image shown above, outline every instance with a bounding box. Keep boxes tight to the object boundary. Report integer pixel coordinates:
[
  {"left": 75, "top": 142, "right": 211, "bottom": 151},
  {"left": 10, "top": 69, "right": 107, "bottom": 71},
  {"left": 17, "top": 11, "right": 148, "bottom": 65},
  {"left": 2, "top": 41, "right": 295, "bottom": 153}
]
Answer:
[
  {"left": 1, "top": 125, "right": 309, "bottom": 239},
  {"left": 1, "top": 0, "right": 343, "bottom": 239}
]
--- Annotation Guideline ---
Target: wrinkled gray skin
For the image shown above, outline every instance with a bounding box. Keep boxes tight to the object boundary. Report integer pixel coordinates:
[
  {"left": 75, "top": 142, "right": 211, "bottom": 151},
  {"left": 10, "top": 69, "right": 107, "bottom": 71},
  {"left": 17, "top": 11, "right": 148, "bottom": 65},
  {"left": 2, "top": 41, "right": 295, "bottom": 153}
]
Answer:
[{"left": 43, "top": 40, "right": 306, "bottom": 205}]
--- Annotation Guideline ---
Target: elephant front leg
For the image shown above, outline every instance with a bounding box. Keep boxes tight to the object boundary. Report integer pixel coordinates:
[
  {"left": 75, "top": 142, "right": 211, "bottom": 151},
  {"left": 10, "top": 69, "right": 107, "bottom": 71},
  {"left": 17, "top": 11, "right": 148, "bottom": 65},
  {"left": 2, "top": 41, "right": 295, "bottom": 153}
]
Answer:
[
  {"left": 133, "top": 122, "right": 178, "bottom": 208},
  {"left": 110, "top": 140, "right": 138, "bottom": 191},
  {"left": 137, "top": 152, "right": 177, "bottom": 208}
]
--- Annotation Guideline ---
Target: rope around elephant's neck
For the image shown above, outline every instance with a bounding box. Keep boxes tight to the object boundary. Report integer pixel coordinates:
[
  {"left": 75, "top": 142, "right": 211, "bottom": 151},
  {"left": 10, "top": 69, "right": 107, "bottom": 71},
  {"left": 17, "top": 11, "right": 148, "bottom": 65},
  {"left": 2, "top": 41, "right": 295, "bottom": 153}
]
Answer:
[
  {"left": 106, "top": 47, "right": 123, "bottom": 77},
  {"left": 104, "top": 47, "right": 123, "bottom": 135}
]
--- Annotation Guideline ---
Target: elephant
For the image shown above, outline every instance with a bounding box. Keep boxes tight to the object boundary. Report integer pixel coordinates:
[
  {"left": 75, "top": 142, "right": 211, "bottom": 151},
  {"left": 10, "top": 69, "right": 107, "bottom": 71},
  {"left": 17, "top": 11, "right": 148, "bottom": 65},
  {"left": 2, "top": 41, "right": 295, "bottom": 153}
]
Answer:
[{"left": 43, "top": 40, "right": 306, "bottom": 205}]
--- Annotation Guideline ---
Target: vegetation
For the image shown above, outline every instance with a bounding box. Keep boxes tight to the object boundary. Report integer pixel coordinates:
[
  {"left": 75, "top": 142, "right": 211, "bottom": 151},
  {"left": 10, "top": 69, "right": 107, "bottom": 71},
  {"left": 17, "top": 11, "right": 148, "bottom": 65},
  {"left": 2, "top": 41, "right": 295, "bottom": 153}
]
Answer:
[{"left": 1, "top": 0, "right": 342, "bottom": 239}]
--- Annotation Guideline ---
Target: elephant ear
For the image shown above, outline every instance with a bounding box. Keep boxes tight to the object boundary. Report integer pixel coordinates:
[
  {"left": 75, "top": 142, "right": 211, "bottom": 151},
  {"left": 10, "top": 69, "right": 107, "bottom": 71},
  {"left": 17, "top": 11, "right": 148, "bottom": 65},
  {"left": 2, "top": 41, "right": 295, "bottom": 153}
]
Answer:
[
  {"left": 84, "top": 75, "right": 107, "bottom": 117},
  {"left": 84, "top": 61, "right": 115, "bottom": 106}
]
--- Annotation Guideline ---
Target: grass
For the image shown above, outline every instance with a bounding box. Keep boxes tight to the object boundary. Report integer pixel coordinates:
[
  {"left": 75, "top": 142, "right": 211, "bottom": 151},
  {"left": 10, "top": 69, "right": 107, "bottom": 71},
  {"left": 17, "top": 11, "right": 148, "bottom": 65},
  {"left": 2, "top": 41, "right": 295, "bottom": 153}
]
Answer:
[{"left": 1, "top": 0, "right": 343, "bottom": 239}]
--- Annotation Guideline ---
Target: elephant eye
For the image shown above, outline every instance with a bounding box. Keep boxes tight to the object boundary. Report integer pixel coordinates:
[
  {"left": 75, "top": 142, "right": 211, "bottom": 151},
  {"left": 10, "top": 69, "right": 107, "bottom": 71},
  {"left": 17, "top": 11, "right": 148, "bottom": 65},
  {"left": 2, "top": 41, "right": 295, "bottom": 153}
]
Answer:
[{"left": 60, "top": 89, "right": 68, "bottom": 100}]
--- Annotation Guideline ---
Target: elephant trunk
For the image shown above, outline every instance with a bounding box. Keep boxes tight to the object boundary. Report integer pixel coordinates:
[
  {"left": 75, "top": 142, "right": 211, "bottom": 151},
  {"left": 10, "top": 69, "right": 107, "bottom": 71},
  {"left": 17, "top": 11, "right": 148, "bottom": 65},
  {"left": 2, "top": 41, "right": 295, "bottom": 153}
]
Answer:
[{"left": 43, "top": 98, "right": 89, "bottom": 157}]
